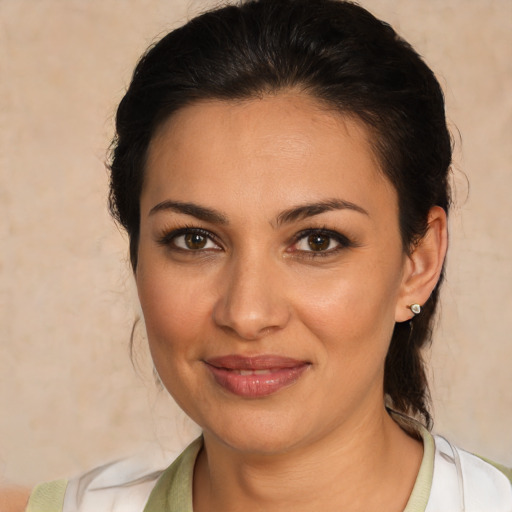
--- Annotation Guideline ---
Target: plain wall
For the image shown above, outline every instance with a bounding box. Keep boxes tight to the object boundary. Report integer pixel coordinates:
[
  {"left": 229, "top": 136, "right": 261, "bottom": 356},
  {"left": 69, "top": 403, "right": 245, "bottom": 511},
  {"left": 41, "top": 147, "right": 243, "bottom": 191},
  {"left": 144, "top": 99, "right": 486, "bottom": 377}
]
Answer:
[{"left": 1, "top": 0, "right": 511, "bottom": 486}]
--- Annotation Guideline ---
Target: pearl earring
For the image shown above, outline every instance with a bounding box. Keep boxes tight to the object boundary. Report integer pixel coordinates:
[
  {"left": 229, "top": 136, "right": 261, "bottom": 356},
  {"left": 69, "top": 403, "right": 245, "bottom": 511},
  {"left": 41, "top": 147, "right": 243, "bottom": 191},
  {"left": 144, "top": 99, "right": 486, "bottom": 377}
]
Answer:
[{"left": 408, "top": 303, "right": 421, "bottom": 315}]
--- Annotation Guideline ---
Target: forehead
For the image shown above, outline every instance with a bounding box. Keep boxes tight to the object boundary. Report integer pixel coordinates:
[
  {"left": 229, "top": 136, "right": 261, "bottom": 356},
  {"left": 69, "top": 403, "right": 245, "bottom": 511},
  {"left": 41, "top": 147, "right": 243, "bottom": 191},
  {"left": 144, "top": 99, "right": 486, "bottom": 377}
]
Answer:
[{"left": 143, "top": 93, "right": 396, "bottom": 217}]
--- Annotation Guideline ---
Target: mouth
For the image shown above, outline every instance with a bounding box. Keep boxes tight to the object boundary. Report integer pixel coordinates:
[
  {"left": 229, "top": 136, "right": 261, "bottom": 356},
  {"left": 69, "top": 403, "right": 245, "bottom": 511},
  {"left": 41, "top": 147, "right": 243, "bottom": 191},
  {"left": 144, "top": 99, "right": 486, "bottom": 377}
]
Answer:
[{"left": 204, "top": 355, "right": 310, "bottom": 398}]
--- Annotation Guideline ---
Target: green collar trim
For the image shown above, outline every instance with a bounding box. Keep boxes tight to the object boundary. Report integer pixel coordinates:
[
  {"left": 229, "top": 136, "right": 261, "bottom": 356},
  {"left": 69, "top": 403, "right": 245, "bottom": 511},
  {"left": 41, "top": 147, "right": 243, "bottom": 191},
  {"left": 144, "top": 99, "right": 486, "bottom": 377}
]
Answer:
[
  {"left": 143, "top": 436, "right": 202, "bottom": 512},
  {"left": 399, "top": 416, "right": 434, "bottom": 512},
  {"left": 25, "top": 479, "right": 68, "bottom": 512}
]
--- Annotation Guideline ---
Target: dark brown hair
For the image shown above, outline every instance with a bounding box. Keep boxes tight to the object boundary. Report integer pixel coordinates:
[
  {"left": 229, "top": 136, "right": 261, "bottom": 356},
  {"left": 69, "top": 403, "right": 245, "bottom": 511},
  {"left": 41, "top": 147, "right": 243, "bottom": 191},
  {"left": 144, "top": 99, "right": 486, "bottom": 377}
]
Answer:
[{"left": 109, "top": 0, "right": 451, "bottom": 427}]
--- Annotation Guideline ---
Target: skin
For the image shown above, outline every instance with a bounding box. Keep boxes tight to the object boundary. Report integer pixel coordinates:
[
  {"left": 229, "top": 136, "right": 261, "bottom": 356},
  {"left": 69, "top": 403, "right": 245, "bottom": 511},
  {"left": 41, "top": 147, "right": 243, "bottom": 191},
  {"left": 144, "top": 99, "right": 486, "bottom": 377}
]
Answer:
[{"left": 137, "top": 92, "right": 447, "bottom": 511}]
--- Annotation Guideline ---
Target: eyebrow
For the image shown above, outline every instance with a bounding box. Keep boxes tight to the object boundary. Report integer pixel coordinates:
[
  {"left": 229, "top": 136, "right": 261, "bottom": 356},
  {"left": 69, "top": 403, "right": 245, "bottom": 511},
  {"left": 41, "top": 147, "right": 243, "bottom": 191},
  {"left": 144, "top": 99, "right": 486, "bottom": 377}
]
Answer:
[
  {"left": 148, "top": 198, "right": 368, "bottom": 226},
  {"left": 276, "top": 199, "right": 369, "bottom": 226},
  {"left": 148, "top": 200, "right": 229, "bottom": 224}
]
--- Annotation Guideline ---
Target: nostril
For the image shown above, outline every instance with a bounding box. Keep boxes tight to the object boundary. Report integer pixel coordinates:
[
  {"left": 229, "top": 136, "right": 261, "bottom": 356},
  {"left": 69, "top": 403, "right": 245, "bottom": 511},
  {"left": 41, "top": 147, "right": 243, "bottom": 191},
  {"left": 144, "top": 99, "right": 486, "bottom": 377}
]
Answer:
[
  {"left": 212, "top": 297, "right": 290, "bottom": 341},
  {"left": 213, "top": 314, "right": 284, "bottom": 341}
]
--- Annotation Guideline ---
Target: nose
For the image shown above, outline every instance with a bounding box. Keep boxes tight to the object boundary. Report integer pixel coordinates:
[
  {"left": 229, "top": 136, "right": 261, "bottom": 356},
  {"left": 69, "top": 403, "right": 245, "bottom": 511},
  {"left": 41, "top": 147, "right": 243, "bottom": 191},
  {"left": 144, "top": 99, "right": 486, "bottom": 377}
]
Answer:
[{"left": 212, "top": 255, "right": 291, "bottom": 340}]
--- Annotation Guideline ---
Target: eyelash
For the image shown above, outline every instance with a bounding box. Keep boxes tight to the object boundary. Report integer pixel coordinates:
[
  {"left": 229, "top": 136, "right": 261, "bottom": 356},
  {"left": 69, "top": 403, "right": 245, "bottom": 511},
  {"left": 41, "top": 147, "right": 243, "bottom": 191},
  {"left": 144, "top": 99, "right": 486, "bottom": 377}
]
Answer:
[
  {"left": 288, "top": 228, "right": 355, "bottom": 259},
  {"left": 157, "top": 226, "right": 222, "bottom": 253},
  {"left": 156, "top": 226, "right": 355, "bottom": 257}
]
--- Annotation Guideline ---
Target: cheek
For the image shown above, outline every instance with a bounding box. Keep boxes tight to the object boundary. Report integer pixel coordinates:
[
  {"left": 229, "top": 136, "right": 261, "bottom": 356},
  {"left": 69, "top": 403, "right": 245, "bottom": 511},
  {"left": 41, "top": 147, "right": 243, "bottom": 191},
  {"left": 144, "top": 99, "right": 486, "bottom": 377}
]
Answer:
[
  {"left": 293, "top": 271, "right": 400, "bottom": 413},
  {"left": 298, "top": 287, "right": 395, "bottom": 358},
  {"left": 136, "top": 264, "right": 217, "bottom": 417},
  {"left": 293, "top": 257, "right": 403, "bottom": 356},
  {"left": 136, "top": 259, "right": 214, "bottom": 361}
]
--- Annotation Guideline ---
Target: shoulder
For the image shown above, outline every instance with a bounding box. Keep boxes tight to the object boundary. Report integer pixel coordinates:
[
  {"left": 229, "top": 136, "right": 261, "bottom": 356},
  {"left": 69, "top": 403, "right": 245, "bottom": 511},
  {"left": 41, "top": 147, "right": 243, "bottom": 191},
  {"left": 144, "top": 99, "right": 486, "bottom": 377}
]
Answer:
[
  {"left": 24, "top": 445, "right": 183, "bottom": 512},
  {"left": 427, "top": 435, "right": 512, "bottom": 511}
]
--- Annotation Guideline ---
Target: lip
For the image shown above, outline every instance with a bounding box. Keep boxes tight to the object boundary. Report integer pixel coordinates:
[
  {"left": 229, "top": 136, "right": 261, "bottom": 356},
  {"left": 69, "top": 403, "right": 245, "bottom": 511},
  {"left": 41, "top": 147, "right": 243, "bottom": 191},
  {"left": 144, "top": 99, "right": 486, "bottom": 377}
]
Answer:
[{"left": 204, "top": 355, "right": 310, "bottom": 398}]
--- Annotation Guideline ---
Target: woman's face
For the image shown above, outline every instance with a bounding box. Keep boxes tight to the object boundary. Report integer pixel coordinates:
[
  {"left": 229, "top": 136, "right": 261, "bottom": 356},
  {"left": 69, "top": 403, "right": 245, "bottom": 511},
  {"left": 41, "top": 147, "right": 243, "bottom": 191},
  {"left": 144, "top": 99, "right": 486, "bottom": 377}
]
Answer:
[{"left": 137, "top": 93, "right": 412, "bottom": 454}]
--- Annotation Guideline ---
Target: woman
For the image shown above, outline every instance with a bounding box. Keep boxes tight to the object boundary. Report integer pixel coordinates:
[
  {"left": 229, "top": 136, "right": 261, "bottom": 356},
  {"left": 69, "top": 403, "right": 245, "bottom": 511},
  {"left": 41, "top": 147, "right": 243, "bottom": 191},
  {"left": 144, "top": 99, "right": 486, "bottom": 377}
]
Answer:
[{"left": 21, "top": 0, "right": 512, "bottom": 510}]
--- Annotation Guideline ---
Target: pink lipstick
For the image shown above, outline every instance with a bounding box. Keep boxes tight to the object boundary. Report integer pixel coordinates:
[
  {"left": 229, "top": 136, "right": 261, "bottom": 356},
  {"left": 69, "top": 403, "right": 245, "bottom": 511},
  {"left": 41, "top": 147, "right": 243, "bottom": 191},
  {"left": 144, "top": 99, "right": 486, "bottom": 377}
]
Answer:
[{"left": 204, "top": 355, "right": 310, "bottom": 398}]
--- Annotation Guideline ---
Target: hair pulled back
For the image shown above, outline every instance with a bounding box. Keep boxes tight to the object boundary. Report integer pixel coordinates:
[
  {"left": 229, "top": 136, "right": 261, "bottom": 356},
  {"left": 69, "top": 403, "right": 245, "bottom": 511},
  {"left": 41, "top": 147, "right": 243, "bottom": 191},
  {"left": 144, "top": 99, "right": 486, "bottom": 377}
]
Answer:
[{"left": 109, "top": 0, "right": 452, "bottom": 427}]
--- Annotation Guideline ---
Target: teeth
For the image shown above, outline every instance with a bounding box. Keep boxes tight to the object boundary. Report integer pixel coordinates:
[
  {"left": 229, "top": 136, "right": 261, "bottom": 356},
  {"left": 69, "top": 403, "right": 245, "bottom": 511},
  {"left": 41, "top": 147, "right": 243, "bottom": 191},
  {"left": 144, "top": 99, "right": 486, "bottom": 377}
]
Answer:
[{"left": 238, "top": 369, "right": 272, "bottom": 376}]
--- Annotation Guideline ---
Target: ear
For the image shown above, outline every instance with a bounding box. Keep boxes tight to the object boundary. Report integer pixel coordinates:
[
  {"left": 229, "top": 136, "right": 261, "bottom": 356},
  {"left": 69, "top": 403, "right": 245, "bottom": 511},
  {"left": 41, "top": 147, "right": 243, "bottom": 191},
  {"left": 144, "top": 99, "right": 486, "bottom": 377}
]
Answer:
[{"left": 395, "top": 206, "right": 448, "bottom": 322}]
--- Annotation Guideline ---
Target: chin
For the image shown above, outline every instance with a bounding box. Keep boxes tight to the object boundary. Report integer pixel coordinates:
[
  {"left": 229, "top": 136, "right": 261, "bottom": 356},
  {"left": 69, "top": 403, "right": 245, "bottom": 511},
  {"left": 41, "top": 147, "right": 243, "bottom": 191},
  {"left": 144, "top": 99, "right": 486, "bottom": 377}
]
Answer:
[
  {"left": 211, "top": 427, "right": 302, "bottom": 456},
  {"left": 198, "top": 406, "right": 321, "bottom": 456}
]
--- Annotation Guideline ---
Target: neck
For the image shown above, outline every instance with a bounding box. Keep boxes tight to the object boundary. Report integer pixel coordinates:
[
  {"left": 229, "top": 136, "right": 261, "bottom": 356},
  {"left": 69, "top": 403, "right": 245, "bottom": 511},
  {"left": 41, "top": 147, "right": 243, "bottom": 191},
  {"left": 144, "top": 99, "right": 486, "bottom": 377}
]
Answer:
[{"left": 193, "top": 405, "right": 423, "bottom": 512}]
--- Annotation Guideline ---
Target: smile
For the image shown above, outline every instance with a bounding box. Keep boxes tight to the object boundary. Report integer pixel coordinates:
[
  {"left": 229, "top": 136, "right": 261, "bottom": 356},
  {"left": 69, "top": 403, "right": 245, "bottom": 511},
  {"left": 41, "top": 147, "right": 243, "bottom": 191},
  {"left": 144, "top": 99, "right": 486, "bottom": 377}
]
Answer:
[{"left": 204, "top": 355, "right": 310, "bottom": 398}]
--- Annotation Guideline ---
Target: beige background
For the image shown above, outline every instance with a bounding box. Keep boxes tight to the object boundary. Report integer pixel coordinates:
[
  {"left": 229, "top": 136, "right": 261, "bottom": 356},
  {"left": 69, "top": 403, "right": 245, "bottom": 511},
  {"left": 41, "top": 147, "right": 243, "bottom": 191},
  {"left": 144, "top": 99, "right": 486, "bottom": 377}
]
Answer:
[{"left": 1, "top": 0, "right": 511, "bottom": 486}]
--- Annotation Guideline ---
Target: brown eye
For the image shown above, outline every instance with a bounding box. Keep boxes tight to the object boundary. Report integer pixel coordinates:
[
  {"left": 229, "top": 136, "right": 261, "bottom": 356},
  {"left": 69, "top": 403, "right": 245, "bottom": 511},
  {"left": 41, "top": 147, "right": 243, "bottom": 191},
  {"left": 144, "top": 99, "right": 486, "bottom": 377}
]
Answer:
[
  {"left": 184, "top": 233, "right": 208, "bottom": 250},
  {"left": 166, "top": 230, "right": 219, "bottom": 251},
  {"left": 307, "top": 233, "right": 331, "bottom": 251},
  {"left": 291, "top": 229, "right": 350, "bottom": 255}
]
